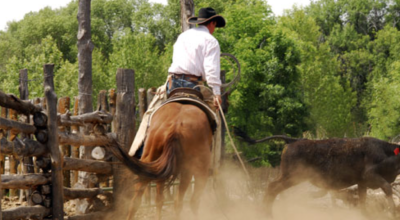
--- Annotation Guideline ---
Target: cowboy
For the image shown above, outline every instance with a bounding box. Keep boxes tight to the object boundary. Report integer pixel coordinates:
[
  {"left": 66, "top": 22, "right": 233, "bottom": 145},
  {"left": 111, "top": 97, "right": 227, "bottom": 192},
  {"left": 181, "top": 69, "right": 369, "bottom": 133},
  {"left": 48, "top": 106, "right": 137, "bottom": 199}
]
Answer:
[
  {"left": 128, "top": 7, "right": 225, "bottom": 157},
  {"left": 167, "top": 7, "right": 226, "bottom": 108}
]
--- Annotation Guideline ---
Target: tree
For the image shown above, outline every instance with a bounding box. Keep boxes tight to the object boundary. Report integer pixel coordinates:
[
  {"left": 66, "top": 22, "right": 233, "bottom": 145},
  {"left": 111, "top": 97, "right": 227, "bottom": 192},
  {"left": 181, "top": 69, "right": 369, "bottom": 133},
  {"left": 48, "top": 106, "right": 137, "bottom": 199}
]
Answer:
[
  {"left": 279, "top": 8, "right": 357, "bottom": 137},
  {"left": 108, "top": 30, "right": 168, "bottom": 89},
  {"left": 366, "top": 25, "right": 400, "bottom": 139},
  {"left": 4, "top": 36, "right": 64, "bottom": 97}
]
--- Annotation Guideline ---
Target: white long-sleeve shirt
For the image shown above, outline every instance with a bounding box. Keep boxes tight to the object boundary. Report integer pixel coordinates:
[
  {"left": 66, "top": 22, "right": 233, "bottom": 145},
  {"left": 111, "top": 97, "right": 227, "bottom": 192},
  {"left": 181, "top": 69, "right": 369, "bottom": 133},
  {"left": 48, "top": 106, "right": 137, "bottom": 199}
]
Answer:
[{"left": 168, "top": 25, "right": 222, "bottom": 95}]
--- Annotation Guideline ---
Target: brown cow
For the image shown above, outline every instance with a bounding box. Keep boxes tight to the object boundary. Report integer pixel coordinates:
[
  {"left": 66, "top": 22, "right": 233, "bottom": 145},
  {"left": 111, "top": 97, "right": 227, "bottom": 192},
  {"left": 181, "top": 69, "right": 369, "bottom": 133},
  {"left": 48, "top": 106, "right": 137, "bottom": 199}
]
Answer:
[{"left": 234, "top": 131, "right": 400, "bottom": 217}]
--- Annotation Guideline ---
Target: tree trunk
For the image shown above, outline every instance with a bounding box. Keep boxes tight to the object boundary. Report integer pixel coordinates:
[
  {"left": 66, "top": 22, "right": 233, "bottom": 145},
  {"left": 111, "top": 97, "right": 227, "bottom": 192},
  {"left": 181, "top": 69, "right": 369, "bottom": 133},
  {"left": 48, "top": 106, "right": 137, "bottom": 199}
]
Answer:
[
  {"left": 77, "top": 0, "right": 94, "bottom": 193},
  {"left": 44, "top": 64, "right": 64, "bottom": 220},
  {"left": 180, "top": 0, "right": 195, "bottom": 32},
  {"left": 113, "top": 69, "right": 135, "bottom": 214}
]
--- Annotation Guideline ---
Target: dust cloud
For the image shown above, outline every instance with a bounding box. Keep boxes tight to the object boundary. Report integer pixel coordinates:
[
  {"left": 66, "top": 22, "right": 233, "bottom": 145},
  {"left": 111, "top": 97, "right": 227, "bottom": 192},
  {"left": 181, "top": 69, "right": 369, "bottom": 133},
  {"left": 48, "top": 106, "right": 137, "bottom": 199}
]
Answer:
[{"left": 109, "top": 160, "right": 395, "bottom": 220}]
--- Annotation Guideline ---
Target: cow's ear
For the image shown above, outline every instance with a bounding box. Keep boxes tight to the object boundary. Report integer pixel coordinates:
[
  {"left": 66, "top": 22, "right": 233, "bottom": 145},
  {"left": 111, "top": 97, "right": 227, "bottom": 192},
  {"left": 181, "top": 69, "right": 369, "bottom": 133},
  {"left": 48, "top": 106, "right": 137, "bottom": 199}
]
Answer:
[{"left": 394, "top": 148, "right": 400, "bottom": 156}]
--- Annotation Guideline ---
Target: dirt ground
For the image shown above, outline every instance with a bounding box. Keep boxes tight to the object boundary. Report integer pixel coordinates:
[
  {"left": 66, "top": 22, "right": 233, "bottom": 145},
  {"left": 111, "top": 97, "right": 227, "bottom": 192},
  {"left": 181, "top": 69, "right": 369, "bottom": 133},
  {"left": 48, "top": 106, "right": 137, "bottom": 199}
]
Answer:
[
  {"left": 105, "top": 163, "right": 400, "bottom": 220},
  {"left": 1, "top": 196, "right": 28, "bottom": 210},
  {"left": 2, "top": 163, "right": 399, "bottom": 220}
]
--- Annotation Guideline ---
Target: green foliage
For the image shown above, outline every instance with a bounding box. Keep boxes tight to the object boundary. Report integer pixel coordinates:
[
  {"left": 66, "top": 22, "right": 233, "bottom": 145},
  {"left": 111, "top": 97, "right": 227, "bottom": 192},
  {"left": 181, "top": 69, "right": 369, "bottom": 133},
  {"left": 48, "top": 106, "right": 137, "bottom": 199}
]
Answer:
[
  {"left": 205, "top": 0, "right": 308, "bottom": 165},
  {"left": 2, "top": 0, "right": 400, "bottom": 166},
  {"left": 366, "top": 25, "right": 400, "bottom": 139},
  {"left": 108, "top": 30, "right": 168, "bottom": 89},
  {"left": 368, "top": 61, "right": 400, "bottom": 139},
  {"left": 277, "top": 9, "right": 357, "bottom": 137},
  {"left": 4, "top": 36, "right": 64, "bottom": 97}
]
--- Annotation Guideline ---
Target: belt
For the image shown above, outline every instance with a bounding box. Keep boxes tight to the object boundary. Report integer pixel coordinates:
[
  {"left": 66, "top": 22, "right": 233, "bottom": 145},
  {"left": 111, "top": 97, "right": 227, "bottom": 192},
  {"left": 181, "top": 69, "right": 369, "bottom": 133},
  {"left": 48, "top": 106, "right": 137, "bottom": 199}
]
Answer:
[{"left": 169, "top": 72, "right": 202, "bottom": 82}]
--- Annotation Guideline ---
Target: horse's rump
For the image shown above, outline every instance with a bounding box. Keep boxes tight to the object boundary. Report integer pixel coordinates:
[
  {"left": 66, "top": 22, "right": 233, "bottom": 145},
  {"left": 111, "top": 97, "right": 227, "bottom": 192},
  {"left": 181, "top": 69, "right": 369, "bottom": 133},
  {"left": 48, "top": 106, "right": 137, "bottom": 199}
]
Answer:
[{"left": 109, "top": 102, "right": 213, "bottom": 182}]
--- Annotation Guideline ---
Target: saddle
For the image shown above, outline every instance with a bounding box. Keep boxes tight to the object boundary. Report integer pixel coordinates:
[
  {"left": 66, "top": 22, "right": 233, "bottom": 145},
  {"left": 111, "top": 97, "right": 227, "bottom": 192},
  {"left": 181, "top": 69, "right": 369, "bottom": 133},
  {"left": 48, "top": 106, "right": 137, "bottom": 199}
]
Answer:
[
  {"left": 153, "top": 87, "right": 218, "bottom": 133},
  {"left": 168, "top": 87, "right": 204, "bottom": 100}
]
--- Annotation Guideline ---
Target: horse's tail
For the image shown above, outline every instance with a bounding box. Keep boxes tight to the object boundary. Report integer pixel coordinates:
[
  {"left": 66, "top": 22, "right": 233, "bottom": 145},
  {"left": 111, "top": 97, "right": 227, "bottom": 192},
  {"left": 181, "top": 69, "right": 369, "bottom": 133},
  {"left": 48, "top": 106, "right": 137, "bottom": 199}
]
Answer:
[
  {"left": 233, "top": 126, "right": 302, "bottom": 144},
  {"left": 152, "top": 132, "right": 182, "bottom": 183},
  {"left": 105, "top": 138, "right": 158, "bottom": 179},
  {"left": 105, "top": 132, "right": 181, "bottom": 181}
]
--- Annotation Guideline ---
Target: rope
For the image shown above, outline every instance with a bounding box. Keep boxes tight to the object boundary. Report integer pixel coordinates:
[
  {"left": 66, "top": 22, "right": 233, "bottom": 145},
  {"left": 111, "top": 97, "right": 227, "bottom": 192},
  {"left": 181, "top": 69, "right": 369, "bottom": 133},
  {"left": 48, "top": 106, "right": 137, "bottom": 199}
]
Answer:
[
  {"left": 208, "top": 99, "right": 250, "bottom": 220},
  {"left": 216, "top": 99, "right": 250, "bottom": 179}
]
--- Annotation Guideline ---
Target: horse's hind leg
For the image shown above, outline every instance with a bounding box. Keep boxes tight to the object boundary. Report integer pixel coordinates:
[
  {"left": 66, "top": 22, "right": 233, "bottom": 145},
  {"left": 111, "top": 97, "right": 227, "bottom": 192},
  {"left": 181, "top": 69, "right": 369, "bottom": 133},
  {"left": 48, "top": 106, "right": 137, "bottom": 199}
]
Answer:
[
  {"left": 175, "top": 170, "right": 192, "bottom": 218},
  {"left": 126, "top": 180, "right": 149, "bottom": 220},
  {"left": 155, "top": 180, "right": 165, "bottom": 220},
  {"left": 190, "top": 171, "right": 208, "bottom": 216}
]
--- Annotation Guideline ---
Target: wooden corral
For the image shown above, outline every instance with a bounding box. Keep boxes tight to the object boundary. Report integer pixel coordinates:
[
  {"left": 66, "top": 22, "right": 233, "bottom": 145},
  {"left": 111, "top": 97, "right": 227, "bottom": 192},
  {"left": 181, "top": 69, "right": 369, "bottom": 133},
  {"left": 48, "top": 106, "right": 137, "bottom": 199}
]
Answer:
[{"left": 0, "top": 65, "right": 137, "bottom": 220}]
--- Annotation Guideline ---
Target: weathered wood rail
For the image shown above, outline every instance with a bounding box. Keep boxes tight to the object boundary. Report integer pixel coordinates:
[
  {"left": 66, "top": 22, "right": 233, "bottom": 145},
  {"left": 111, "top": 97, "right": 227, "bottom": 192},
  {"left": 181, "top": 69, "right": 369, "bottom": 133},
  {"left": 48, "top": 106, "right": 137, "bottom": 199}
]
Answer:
[{"left": 0, "top": 65, "right": 129, "bottom": 220}]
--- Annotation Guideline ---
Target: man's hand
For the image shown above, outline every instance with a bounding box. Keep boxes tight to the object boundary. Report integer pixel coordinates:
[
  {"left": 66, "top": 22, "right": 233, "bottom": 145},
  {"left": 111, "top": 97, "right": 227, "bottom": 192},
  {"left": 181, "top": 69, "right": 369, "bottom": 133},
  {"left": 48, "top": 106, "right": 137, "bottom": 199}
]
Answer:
[{"left": 213, "top": 95, "right": 222, "bottom": 110}]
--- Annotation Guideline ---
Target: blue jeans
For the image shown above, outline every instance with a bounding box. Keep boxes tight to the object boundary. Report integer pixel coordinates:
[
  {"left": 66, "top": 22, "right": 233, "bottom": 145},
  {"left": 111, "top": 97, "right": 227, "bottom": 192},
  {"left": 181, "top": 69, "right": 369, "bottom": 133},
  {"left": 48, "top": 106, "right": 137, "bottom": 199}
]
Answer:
[{"left": 167, "top": 77, "right": 200, "bottom": 95}]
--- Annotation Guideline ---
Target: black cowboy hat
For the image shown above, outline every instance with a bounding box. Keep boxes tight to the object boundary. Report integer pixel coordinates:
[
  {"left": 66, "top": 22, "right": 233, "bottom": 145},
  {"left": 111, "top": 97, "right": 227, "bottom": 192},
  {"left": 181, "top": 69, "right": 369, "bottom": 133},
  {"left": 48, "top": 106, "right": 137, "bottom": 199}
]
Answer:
[{"left": 188, "top": 7, "right": 226, "bottom": 28}]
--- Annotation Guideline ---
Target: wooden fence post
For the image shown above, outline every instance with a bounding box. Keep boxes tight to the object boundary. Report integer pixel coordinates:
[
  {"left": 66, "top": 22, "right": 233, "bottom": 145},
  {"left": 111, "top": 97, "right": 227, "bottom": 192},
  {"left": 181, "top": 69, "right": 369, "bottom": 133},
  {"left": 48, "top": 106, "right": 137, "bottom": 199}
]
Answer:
[
  {"left": 58, "top": 97, "right": 71, "bottom": 188},
  {"left": 113, "top": 69, "right": 135, "bottom": 213},
  {"left": 108, "top": 89, "right": 116, "bottom": 188},
  {"left": 109, "top": 89, "right": 116, "bottom": 131},
  {"left": 8, "top": 108, "right": 18, "bottom": 198},
  {"left": 146, "top": 88, "right": 156, "bottom": 110},
  {"left": 71, "top": 97, "right": 80, "bottom": 186},
  {"left": 33, "top": 98, "right": 42, "bottom": 174},
  {"left": 44, "top": 64, "right": 64, "bottom": 220},
  {"left": 19, "top": 69, "right": 35, "bottom": 205},
  {"left": 138, "top": 88, "right": 147, "bottom": 120},
  {"left": 96, "top": 90, "right": 109, "bottom": 187},
  {"left": 0, "top": 106, "right": 5, "bottom": 208}
]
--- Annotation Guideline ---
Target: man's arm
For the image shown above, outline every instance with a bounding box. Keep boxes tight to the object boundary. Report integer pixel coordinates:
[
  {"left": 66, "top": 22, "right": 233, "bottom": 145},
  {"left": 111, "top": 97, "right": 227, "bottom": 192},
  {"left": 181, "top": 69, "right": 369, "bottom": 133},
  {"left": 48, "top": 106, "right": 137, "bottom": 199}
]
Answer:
[{"left": 204, "top": 40, "right": 222, "bottom": 96}]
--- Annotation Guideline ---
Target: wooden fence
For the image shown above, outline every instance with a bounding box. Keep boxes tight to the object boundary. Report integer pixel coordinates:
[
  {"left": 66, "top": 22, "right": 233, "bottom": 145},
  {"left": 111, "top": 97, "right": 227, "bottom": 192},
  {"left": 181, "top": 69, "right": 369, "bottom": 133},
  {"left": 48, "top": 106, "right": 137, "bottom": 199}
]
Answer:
[
  {"left": 0, "top": 65, "right": 226, "bottom": 220},
  {"left": 0, "top": 66, "right": 136, "bottom": 220}
]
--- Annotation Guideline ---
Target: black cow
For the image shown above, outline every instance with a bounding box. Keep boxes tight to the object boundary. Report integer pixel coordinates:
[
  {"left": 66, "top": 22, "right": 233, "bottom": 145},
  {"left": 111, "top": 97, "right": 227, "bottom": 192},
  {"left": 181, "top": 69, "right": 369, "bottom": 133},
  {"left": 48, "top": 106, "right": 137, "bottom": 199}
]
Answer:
[{"left": 234, "top": 130, "right": 400, "bottom": 217}]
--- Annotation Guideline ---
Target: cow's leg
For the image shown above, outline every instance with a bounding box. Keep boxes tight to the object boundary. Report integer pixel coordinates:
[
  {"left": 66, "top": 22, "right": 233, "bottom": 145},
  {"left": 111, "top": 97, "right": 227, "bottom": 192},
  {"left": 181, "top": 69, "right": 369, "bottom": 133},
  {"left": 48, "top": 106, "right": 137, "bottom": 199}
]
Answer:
[
  {"left": 377, "top": 180, "right": 397, "bottom": 217},
  {"left": 329, "top": 191, "right": 338, "bottom": 207},
  {"left": 264, "top": 175, "right": 302, "bottom": 217},
  {"left": 155, "top": 180, "right": 165, "bottom": 220},
  {"left": 357, "top": 183, "right": 367, "bottom": 209},
  {"left": 364, "top": 173, "right": 397, "bottom": 217},
  {"left": 127, "top": 180, "right": 150, "bottom": 220}
]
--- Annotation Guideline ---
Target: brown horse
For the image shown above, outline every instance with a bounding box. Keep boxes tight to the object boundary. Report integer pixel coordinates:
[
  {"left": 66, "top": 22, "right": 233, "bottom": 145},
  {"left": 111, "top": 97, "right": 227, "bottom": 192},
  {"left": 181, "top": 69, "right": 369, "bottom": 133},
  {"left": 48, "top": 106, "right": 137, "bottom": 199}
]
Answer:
[{"left": 108, "top": 102, "right": 213, "bottom": 220}]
